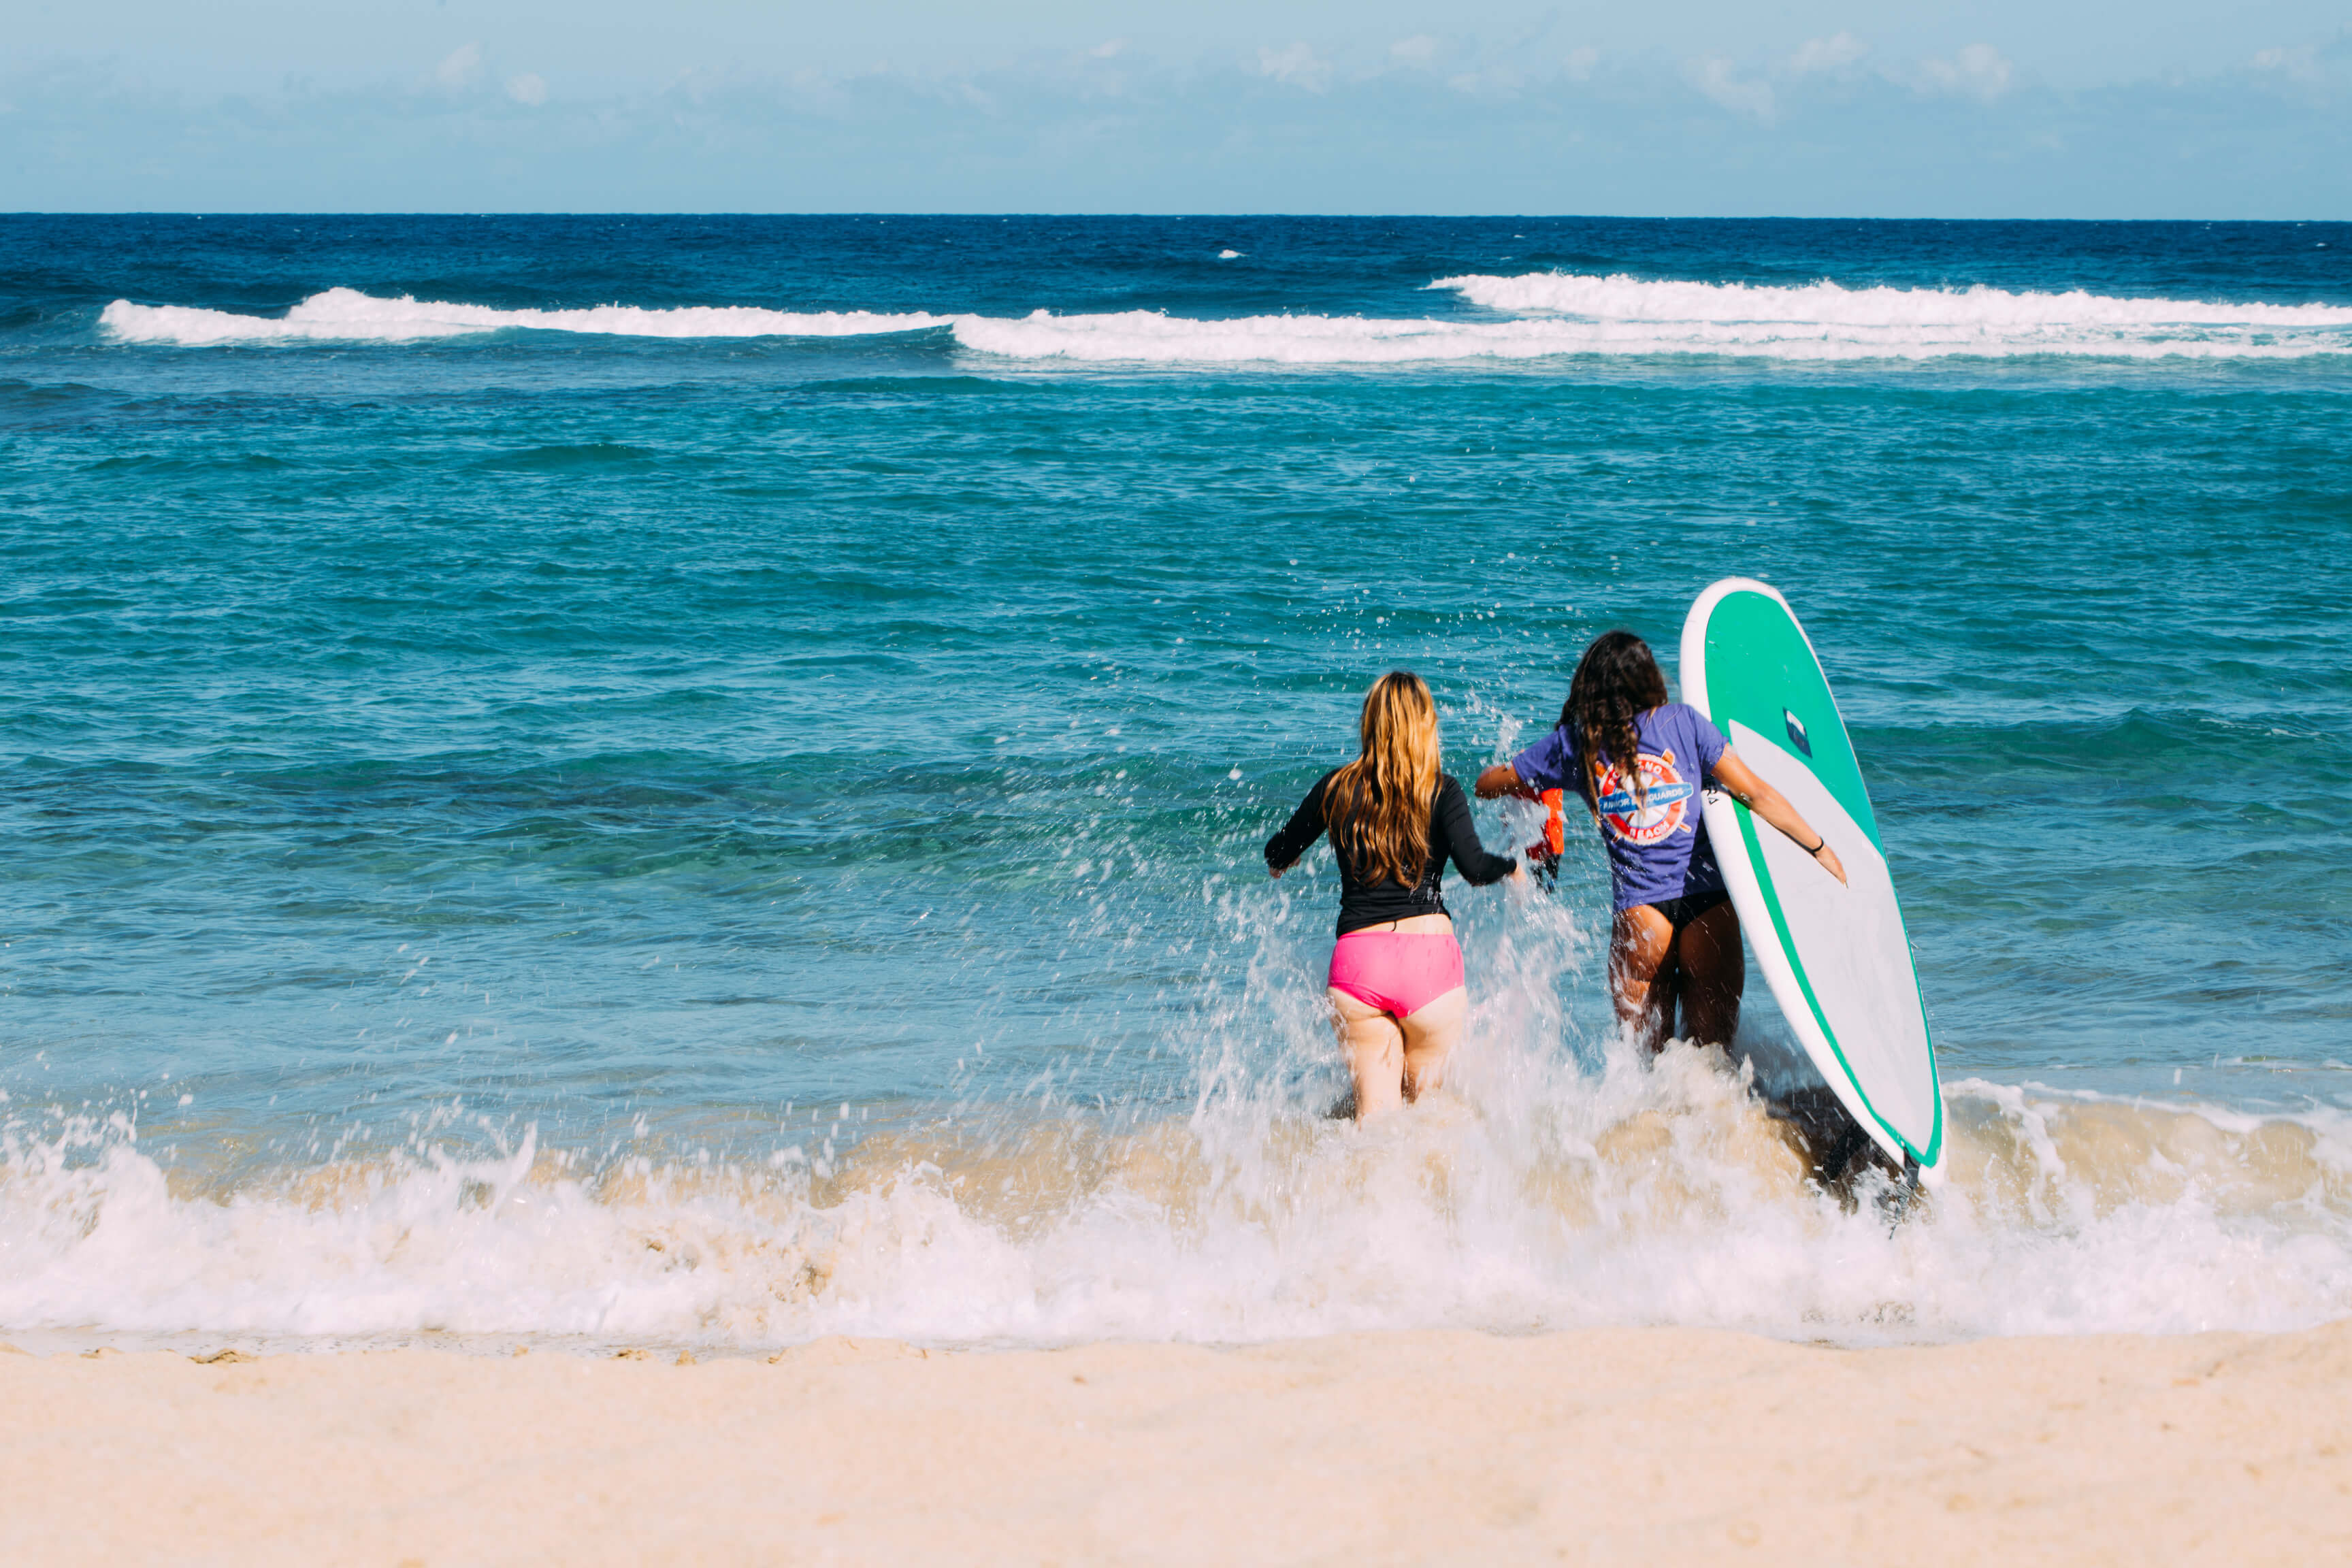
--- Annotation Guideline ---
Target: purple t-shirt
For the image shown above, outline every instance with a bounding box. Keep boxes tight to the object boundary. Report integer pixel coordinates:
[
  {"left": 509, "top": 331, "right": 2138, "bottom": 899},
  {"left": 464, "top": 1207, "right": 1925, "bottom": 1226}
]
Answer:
[{"left": 1511, "top": 703, "right": 1731, "bottom": 911}]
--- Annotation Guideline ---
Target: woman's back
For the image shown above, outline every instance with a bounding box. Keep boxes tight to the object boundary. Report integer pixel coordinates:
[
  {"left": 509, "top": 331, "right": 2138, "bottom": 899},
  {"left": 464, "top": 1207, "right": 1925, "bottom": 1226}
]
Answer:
[
  {"left": 1265, "top": 770, "right": 1516, "bottom": 935},
  {"left": 1506, "top": 701, "right": 1729, "bottom": 911}
]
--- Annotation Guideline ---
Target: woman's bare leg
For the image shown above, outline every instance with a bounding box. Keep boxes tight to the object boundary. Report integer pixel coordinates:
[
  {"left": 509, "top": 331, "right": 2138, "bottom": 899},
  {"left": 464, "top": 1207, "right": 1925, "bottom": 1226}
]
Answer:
[
  {"left": 1329, "top": 987, "right": 1407, "bottom": 1120},
  {"left": 1399, "top": 985, "right": 1468, "bottom": 1103},
  {"left": 1677, "top": 899, "right": 1746, "bottom": 1048},
  {"left": 1610, "top": 904, "right": 1678, "bottom": 1053}
]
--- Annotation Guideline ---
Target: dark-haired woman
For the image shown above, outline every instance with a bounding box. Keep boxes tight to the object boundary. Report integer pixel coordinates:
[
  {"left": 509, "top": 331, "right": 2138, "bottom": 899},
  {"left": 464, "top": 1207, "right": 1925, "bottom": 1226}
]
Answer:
[
  {"left": 1476, "top": 630, "right": 1846, "bottom": 1052},
  {"left": 1267, "top": 672, "right": 1523, "bottom": 1121}
]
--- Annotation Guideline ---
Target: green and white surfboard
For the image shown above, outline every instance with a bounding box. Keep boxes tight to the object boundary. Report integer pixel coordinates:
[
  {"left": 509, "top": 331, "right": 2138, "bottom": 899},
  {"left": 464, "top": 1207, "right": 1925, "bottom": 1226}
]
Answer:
[{"left": 1679, "top": 578, "right": 1944, "bottom": 1179}]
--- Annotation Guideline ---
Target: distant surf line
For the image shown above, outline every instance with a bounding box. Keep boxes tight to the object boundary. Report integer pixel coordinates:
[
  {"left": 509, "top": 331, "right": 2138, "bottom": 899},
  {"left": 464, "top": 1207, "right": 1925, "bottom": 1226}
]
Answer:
[{"left": 99, "top": 275, "right": 2352, "bottom": 362}]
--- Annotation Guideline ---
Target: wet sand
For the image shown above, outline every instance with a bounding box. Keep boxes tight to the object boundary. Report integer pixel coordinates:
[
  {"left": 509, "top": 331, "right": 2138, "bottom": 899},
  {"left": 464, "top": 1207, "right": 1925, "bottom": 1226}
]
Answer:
[{"left": 5, "top": 1323, "right": 2349, "bottom": 1565}]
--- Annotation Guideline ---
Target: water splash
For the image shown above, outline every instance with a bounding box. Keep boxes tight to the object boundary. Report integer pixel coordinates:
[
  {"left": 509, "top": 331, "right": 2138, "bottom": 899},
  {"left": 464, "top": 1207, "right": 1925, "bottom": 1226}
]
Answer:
[{"left": 6, "top": 898, "right": 2348, "bottom": 1350}]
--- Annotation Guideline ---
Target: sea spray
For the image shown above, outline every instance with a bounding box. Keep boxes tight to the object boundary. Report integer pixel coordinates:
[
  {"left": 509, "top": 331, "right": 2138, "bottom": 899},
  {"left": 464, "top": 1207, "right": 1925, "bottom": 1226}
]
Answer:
[{"left": 6, "top": 932, "right": 2350, "bottom": 1349}]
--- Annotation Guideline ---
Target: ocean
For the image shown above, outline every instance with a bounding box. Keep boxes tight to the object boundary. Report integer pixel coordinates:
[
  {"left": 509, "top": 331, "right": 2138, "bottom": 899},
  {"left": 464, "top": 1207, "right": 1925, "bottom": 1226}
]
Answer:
[{"left": 2, "top": 213, "right": 2348, "bottom": 1352}]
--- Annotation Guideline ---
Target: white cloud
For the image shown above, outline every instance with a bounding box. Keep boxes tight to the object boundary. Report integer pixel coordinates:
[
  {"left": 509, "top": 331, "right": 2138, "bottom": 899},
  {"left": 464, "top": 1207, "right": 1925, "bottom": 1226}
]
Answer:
[
  {"left": 1447, "top": 69, "right": 1521, "bottom": 98},
  {"left": 436, "top": 43, "right": 483, "bottom": 91},
  {"left": 506, "top": 72, "right": 547, "bottom": 107},
  {"left": 2251, "top": 46, "right": 2320, "bottom": 81},
  {"left": 1688, "top": 56, "right": 1775, "bottom": 121},
  {"left": 1790, "top": 33, "right": 1867, "bottom": 76},
  {"left": 1921, "top": 44, "right": 2012, "bottom": 101},
  {"left": 1090, "top": 39, "right": 1125, "bottom": 60},
  {"left": 1562, "top": 46, "right": 1599, "bottom": 83},
  {"left": 1390, "top": 36, "right": 1438, "bottom": 66},
  {"left": 1258, "top": 42, "right": 1330, "bottom": 93}
]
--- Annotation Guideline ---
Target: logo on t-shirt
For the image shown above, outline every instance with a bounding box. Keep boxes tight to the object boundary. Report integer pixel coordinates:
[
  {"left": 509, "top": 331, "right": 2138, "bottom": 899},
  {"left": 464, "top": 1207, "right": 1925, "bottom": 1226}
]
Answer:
[{"left": 1591, "top": 749, "right": 1698, "bottom": 847}]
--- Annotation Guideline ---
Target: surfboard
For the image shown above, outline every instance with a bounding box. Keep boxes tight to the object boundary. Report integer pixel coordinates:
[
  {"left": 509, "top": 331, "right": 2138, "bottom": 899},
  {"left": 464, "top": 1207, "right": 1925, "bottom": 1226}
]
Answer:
[{"left": 1678, "top": 578, "right": 1944, "bottom": 1180}]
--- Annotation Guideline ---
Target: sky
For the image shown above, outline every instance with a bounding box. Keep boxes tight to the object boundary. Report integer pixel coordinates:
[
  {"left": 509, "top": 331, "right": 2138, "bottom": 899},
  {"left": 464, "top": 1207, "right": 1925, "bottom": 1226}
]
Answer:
[{"left": 5, "top": 1, "right": 2349, "bottom": 215}]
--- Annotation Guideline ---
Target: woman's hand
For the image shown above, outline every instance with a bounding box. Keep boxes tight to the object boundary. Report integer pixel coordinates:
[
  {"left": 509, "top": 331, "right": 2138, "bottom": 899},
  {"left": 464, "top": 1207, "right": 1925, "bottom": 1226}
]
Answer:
[{"left": 1813, "top": 843, "right": 1848, "bottom": 886}]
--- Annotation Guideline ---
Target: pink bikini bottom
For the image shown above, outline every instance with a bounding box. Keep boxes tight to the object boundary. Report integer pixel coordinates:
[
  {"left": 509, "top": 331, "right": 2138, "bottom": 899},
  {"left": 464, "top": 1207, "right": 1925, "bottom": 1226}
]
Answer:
[{"left": 1328, "top": 931, "right": 1465, "bottom": 1019}]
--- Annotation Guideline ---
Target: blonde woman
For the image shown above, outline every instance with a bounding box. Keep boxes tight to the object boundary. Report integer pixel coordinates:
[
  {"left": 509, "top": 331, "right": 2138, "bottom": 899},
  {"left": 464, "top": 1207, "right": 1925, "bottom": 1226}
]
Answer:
[{"left": 1264, "top": 672, "right": 1522, "bottom": 1120}]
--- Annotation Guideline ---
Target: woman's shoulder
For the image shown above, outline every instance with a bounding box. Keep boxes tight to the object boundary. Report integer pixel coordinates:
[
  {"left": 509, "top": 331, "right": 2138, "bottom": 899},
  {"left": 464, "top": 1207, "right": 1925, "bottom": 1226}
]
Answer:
[
  {"left": 1517, "top": 723, "right": 1575, "bottom": 762},
  {"left": 1650, "top": 702, "right": 1728, "bottom": 749}
]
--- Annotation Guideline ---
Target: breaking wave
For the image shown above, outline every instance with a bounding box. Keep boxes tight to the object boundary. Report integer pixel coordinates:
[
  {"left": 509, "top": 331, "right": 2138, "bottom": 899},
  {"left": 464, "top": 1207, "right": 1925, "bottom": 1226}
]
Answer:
[
  {"left": 1439, "top": 269, "right": 2352, "bottom": 326},
  {"left": 98, "top": 289, "right": 949, "bottom": 346},
  {"left": 98, "top": 274, "right": 2352, "bottom": 362},
  {"left": 6, "top": 889, "right": 2349, "bottom": 1352}
]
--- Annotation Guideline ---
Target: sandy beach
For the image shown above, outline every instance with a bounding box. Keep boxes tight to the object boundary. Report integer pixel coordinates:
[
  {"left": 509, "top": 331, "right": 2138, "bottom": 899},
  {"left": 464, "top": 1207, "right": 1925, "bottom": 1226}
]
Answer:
[{"left": 6, "top": 1323, "right": 2349, "bottom": 1565}]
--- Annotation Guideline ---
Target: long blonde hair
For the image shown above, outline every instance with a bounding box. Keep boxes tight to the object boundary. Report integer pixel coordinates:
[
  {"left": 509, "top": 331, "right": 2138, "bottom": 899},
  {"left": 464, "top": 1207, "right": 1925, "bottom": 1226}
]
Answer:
[{"left": 1324, "top": 671, "right": 1442, "bottom": 887}]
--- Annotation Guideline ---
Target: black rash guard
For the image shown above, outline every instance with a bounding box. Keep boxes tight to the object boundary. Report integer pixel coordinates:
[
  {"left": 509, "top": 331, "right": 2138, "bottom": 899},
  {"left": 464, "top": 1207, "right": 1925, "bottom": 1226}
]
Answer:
[{"left": 1264, "top": 771, "right": 1518, "bottom": 936}]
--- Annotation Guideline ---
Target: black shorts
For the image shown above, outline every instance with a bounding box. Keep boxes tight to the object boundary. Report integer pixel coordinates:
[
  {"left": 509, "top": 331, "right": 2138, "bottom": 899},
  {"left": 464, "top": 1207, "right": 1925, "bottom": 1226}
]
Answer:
[{"left": 1646, "top": 890, "right": 1730, "bottom": 932}]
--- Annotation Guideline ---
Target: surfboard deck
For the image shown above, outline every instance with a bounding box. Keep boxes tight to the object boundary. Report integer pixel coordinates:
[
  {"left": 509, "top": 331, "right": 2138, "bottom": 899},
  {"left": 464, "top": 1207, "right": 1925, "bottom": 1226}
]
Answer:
[{"left": 1678, "top": 578, "right": 1944, "bottom": 1179}]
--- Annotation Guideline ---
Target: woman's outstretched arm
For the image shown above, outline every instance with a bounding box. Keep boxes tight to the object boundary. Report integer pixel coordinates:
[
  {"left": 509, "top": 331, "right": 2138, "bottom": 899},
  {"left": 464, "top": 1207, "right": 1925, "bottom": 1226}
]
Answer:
[
  {"left": 1435, "top": 778, "right": 1522, "bottom": 885},
  {"left": 1474, "top": 763, "right": 1537, "bottom": 801},
  {"left": 1264, "top": 772, "right": 1333, "bottom": 879},
  {"left": 1709, "top": 750, "right": 1848, "bottom": 885}
]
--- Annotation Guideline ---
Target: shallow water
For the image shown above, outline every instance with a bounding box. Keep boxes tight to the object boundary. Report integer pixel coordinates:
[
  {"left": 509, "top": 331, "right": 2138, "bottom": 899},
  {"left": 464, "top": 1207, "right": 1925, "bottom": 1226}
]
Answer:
[{"left": 1, "top": 214, "right": 2348, "bottom": 1349}]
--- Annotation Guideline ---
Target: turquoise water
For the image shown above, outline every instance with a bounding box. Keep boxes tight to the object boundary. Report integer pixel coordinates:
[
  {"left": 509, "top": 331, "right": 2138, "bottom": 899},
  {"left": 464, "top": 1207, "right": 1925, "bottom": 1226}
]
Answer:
[{"left": 2, "top": 216, "right": 2349, "bottom": 1349}]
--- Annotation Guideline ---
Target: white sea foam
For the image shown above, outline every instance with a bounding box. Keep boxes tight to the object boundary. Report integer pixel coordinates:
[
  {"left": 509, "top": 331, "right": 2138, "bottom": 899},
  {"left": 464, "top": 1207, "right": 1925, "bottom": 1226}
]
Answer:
[
  {"left": 101, "top": 278, "right": 2352, "bottom": 362},
  {"left": 5, "top": 890, "right": 2348, "bottom": 1351},
  {"left": 3, "top": 1074, "right": 2346, "bottom": 1350},
  {"left": 99, "top": 288, "right": 948, "bottom": 346},
  {"left": 959, "top": 278, "right": 2352, "bottom": 362},
  {"left": 1431, "top": 270, "right": 2352, "bottom": 359},
  {"left": 110, "top": 278, "right": 2352, "bottom": 361}
]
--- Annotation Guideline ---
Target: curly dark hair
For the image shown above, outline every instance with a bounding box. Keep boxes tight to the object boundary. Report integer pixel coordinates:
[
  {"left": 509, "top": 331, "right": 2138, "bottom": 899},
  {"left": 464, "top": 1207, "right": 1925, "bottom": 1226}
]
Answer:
[{"left": 1558, "top": 631, "right": 1669, "bottom": 811}]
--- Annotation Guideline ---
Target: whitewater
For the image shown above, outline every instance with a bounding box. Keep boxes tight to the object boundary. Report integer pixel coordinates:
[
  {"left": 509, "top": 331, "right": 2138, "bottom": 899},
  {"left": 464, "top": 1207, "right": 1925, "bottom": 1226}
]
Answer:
[
  {"left": 6, "top": 885, "right": 2349, "bottom": 1352},
  {"left": 98, "top": 272, "right": 2352, "bottom": 361},
  {"left": 10, "top": 996, "right": 2351, "bottom": 1351}
]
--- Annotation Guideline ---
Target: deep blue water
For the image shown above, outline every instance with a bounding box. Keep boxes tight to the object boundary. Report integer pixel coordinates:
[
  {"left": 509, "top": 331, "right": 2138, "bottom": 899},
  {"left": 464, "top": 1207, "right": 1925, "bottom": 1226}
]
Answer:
[{"left": 1, "top": 215, "right": 2349, "bottom": 1348}]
